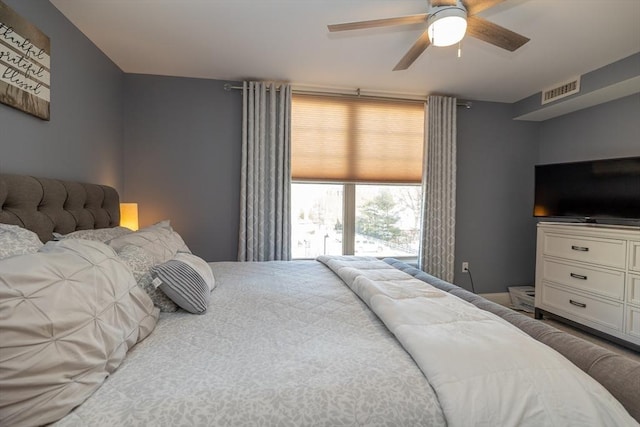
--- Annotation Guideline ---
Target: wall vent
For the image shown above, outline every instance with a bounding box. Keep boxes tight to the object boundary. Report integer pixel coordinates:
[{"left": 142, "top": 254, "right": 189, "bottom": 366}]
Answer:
[{"left": 541, "top": 77, "right": 581, "bottom": 105}]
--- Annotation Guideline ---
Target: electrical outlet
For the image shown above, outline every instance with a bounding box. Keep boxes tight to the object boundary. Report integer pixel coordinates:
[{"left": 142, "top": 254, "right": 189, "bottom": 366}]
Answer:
[{"left": 462, "top": 262, "right": 469, "bottom": 273}]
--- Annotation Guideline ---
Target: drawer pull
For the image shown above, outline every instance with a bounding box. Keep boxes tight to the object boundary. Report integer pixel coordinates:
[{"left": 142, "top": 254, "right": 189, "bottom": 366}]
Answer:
[
  {"left": 569, "top": 299, "right": 587, "bottom": 308},
  {"left": 571, "top": 245, "right": 589, "bottom": 252},
  {"left": 570, "top": 273, "right": 588, "bottom": 280}
]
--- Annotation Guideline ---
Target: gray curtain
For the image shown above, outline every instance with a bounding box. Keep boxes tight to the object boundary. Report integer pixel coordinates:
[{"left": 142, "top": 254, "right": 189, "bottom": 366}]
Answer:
[
  {"left": 419, "top": 95, "right": 457, "bottom": 281},
  {"left": 238, "top": 81, "right": 292, "bottom": 261}
]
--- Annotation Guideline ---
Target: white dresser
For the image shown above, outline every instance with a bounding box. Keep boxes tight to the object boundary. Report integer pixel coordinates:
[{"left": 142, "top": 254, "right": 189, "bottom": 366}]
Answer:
[{"left": 534, "top": 222, "right": 640, "bottom": 350}]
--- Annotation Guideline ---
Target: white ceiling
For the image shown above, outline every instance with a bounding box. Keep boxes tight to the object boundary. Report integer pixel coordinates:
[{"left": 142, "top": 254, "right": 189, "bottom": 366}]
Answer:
[{"left": 49, "top": 0, "right": 640, "bottom": 103}]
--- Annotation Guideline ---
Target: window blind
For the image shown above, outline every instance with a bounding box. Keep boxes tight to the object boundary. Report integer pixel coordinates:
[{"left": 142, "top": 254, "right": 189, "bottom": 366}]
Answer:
[{"left": 291, "top": 94, "right": 425, "bottom": 183}]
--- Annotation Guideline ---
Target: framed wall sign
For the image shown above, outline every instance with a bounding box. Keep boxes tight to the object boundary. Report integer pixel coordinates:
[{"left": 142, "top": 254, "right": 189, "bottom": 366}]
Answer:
[{"left": 0, "top": 1, "right": 50, "bottom": 120}]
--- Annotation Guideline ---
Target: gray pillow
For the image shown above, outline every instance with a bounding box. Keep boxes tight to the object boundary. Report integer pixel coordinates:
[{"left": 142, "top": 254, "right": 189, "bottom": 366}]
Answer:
[
  {"left": 116, "top": 244, "right": 178, "bottom": 312},
  {"left": 55, "top": 226, "right": 133, "bottom": 242},
  {"left": 150, "top": 259, "right": 210, "bottom": 314},
  {"left": 0, "top": 224, "right": 43, "bottom": 260}
]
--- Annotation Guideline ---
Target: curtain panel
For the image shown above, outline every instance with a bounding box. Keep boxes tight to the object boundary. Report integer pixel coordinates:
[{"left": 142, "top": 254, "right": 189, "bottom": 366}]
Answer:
[
  {"left": 238, "top": 81, "right": 292, "bottom": 261},
  {"left": 420, "top": 96, "right": 457, "bottom": 282}
]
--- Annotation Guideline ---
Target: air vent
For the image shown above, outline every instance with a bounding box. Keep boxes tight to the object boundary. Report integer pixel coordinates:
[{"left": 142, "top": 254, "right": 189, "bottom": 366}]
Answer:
[{"left": 541, "top": 77, "right": 581, "bottom": 105}]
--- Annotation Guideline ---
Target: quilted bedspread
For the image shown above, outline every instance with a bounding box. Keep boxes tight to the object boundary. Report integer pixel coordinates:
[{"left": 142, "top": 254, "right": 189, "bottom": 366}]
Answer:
[
  {"left": 55, "top": 261, "right": 446, "bottom": 426},
  {"left": 318, "top": 256, "right": 637, "bottom": 427}
]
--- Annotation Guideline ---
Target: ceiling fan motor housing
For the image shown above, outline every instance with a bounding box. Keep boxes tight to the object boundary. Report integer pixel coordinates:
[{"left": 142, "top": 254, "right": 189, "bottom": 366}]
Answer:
[{"left": 427, "top": 1, "right": 468, "bottom": 47}]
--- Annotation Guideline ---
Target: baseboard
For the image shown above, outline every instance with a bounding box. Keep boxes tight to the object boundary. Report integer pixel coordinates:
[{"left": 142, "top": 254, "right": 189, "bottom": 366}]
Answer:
[{"left": 479, "top": 292, "right": 511, "bottom": 307}]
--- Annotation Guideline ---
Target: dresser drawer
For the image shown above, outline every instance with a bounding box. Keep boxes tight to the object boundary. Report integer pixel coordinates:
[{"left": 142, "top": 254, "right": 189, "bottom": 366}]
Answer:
[
  {"left": 628, "top": 274, "right": 640, "bottom": 306},
  {"left": 542, "top": 233, "right": 627, "bottom": 268},
  {"left": 626, "top": 305, "right": 640, "bottom": 339},
  {"left": 630, "top": 241, "right": 640, "bottom": 273},
  {"left": 539, "top": 282, "right": 623, "bottom": 331},
  {"left": 541, "top": 258, "right": 624, "bottom": 300}
]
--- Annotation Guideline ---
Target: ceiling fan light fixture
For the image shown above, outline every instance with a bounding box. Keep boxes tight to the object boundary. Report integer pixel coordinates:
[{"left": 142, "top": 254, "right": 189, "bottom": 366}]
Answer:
[{"left": 427, "top": 5, "right": 468, "bottom": 47}]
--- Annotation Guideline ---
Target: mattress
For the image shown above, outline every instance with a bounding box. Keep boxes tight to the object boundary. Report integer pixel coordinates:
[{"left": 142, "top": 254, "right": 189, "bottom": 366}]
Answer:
[{"left": 55, "top": 261, "right": 446, "bottom": 426}]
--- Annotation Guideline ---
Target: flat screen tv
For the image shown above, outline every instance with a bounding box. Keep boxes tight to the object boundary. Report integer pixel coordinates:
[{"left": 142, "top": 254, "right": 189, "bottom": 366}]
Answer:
[{"left": 533, "top": 156, "right": 640, "bottom": 222}]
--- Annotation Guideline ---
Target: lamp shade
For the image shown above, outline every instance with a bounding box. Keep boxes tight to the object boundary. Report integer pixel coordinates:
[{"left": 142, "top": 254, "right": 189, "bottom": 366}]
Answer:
[
  {"left": 120, "top": 203, "right": 139, "bottom": 231},
  {"left": 427, "top": 6, "right": 467, "bottom": 47}
]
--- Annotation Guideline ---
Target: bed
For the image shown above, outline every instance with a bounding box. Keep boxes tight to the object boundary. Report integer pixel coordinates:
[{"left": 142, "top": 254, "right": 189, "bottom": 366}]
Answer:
[{"left": 1, "top": 174, "right": 639, "bottom": 427}]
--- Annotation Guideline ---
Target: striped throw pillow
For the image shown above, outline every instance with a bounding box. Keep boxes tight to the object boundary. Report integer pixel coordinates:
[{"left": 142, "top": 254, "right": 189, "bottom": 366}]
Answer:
[{"left": 150, "top": 259, "right": 210, "bottom": 314}]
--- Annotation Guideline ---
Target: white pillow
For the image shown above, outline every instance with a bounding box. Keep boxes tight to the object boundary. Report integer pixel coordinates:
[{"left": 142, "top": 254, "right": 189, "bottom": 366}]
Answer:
[
  {"left": 108, "top": 221, "right": 190, "bottom": 265},
  {"left": 143, "top": 220, "right": 190, "bottom": 253},
  {"left": 0, "top": 223, "right": 43, "bottom": 260},
  {"left": 0, "top": 239, "right": 158, "bottom": 426}
]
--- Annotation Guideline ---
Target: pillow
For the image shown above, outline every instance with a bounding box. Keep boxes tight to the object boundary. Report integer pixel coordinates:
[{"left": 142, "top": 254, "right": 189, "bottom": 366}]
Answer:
[
  {"left": 0, "top": 239, "right": 159, "bottom": 426},
  {"left": 116, "top": 244, "right": 178, "bottom": 312},
  {"left": 150, "top": 253, "right": 213, "bottom": 314},
  {"left": 108, "top": 221, "right": 190, "bottom": 265},
  {"left": 116, "top": 244, "right": 155, "bottom": 282},
  {"left": 0, "top": 223, "right": 43, "bottom": 260},
  {"left": 173, "top": 252, "right": 215, "bottom": 292},
  {"left": 142, "top": 220, "right": 190, "bottom": 253},
  {"left": 55, "top": 226, "right": 133, "bottom": 242},
  {"left": 144, "top": 219, "right": 171, "bottom": 230}
]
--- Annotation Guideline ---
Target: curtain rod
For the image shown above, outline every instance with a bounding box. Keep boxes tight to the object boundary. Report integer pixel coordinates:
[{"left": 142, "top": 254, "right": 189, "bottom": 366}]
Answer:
[{"left": 223, "top": 83, "right": 472, "bottom": 109}]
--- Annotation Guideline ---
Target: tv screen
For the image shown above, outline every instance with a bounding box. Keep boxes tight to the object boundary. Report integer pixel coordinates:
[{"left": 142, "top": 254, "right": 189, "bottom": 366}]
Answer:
[{"left": 534, "top": 156, "right": 640, "bottom": 221}]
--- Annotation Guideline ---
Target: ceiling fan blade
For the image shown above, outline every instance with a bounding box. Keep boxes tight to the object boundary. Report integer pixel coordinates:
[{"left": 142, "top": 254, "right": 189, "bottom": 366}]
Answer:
[
  {"left": 466, "top": 15, "right": 529, "bottom": 51},
  {"left": 328, "top": 14, "right": 427, "bottom": 32},
  {"left": 462, "top": 0, "right": 506, "bottom": 16},
  {"left": 431, "top": 0, "right": 458, "bottom": 6},
  {"left": 393, "top": 31, "right": 431, "bottom": 71}
]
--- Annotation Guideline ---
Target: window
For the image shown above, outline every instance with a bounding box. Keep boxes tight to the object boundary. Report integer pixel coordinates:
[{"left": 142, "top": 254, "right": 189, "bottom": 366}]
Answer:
[
  {"left": 354, "top": 184, "right": 422, "bottom": 256},
  {"left": 291, "top": 94, "right": 424, "bottom": 259},
  {"left": 291, "top": 183, "right": 343, "bottom": 258}
]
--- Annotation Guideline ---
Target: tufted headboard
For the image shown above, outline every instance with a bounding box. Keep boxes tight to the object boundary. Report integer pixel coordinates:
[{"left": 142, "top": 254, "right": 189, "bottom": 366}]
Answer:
[{"left": 0, "top": 174, "right": 120, "bottom": 242}]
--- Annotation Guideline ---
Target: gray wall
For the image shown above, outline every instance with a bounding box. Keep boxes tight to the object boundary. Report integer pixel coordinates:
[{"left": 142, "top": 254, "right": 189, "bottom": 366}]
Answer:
[
  {"left": 538, "top": 93, "right": 640, "bottom": 164},
  {"left": 452, "top": 93, "right": 639, "bottom": 294},
  {"left": 454, "top": 102, "right": 540, "bottom": 293},
  {"left": 122, "top": 74, "right": 242, "bottom": 261},
  {"left": 0, "top": 0, "right": 124, "bottom": 190},
  {"left": 4, "top": 1, "right": 635, "bottom": 286},
  {"left": 513, "top": 53, "right": 639, "bottom": 121}
]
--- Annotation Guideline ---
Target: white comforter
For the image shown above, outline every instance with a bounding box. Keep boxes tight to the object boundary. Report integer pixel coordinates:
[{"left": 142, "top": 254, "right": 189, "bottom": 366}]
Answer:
[{"left": 318, "top": 256, "right": 637, "bottom": 427}]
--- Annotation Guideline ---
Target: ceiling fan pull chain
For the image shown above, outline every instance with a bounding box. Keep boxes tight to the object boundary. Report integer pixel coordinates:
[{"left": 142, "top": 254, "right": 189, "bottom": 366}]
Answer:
[{"left": 458, "top": 41, "right": 462, "bottom": 58}]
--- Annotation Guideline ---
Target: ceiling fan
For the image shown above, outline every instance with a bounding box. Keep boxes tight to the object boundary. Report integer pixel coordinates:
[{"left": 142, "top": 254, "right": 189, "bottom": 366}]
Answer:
[{"left": 327, "top": 0, "right": 529, "bottom": 71}]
